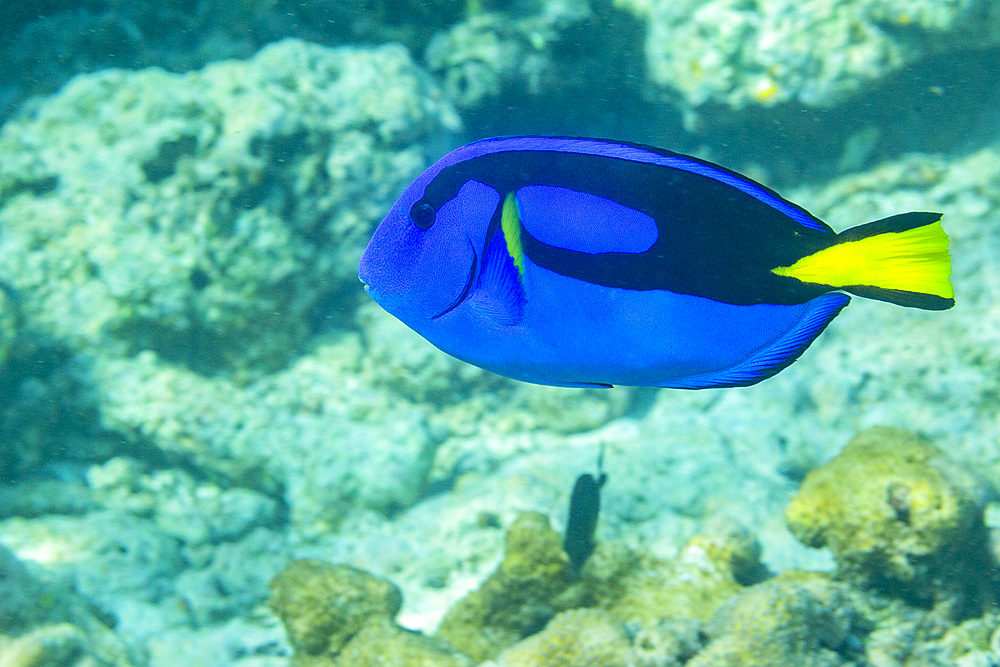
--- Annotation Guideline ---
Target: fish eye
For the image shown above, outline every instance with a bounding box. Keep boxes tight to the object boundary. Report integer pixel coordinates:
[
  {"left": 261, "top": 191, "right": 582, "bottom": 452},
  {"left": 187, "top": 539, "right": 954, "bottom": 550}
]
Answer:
[{"left": 410, "top": 202, "right": 436, "bottom": 230}]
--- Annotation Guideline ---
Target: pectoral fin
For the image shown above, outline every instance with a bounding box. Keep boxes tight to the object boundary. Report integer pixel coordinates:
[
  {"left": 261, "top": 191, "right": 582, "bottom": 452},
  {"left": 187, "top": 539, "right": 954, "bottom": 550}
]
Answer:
[{"left": 470, "top": 193, "right": 526, "bottom": 325}]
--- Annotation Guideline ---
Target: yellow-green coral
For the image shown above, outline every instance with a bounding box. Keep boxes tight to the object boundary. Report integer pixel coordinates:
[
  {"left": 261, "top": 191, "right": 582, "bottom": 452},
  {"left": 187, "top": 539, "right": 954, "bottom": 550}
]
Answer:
[
  {"left": 687, "top": 572, "right": 855, "bottom": 667},
  {"left": 435, "top": 512, "right": 574, "bottom": 661},
  {"left": 493, "top": 609, "right": 632, "bottom": 667},
  {"left": 434, "top": 513, "right": 762, "bottom": 663},
  {"left": 336, "top": 617, "right": 472, "bottom": 667},
  {"left": 785, "top": 427, "right": 993, "bottom": 605},
  {"left": 268, "top": 560, "right": 402, "bottom": 662},
  {"left": 603, "top": 519, "right": 761, "bottom": 625},
  {"left": 269, "top": 558, "right": 477, "bottom": 667}
]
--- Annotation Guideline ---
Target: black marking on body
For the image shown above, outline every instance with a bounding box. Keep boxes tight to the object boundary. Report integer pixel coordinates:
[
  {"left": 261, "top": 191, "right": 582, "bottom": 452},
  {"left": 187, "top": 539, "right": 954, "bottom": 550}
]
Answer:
[{"left": 417, "top": 149, "right": 837, "bottom": 306}]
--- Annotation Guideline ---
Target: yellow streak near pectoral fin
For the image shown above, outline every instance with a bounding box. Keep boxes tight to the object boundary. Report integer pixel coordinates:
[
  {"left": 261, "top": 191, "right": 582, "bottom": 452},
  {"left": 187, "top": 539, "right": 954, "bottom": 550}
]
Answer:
[
  {"left": 502, "top": 191, "right": 525, "bottom": 279},
  {"left": 772, "top": 220, "right": 954, "bottom": 299}
]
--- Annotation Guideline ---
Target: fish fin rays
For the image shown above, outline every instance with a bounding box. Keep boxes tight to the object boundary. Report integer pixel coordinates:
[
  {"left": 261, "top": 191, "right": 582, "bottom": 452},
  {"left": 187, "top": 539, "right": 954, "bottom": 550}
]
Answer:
[
  {"left": 772, "top": 213, "right": 954, "bottom": 310},
  {"left": 657, "top": 293, "right": 851, "bottom": 389},
  {"left": 470, "top": 193, "right": 526, "bottom": 324}
]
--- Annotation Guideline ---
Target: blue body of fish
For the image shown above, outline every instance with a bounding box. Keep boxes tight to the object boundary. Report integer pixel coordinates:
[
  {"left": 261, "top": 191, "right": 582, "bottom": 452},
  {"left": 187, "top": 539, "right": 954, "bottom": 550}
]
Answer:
[{"left": 358, "top": 137, "right": 953, "bottom": 388}]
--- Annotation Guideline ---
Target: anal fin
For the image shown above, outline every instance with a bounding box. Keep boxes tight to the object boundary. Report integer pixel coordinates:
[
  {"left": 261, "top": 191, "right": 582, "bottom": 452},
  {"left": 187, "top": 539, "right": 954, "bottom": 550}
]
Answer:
[{"left": 659, "top": 292, "right": 851, "bottom": 389}]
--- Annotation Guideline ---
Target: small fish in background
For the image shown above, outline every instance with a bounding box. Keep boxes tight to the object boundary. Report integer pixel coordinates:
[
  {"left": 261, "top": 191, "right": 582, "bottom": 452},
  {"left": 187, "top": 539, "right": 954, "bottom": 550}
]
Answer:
[
  {"left": 359, "top": 136, "right": 954, "bottom": 389},
  {"left": 563, "top": 446, "right": 607, "bottom": 574}
]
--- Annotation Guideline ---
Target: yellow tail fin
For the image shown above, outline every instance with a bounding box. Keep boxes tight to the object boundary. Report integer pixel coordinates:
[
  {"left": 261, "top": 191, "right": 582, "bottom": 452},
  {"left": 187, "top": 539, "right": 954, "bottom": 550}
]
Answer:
[{"left": 772, "top": 212, "right": 954, "bottom": 310}]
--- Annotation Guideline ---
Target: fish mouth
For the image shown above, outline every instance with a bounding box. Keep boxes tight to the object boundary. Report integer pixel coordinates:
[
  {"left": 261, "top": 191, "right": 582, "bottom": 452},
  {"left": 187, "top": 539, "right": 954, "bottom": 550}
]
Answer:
[{"left": 432, "top": 242, "right": 478, "bottom": 320}]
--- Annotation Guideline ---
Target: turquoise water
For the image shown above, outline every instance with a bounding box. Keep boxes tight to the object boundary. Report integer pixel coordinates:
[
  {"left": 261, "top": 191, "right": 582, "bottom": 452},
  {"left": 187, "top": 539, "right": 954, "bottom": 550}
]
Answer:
[{"left": 0, "top": 1, "right": 998, "bottom": 665}]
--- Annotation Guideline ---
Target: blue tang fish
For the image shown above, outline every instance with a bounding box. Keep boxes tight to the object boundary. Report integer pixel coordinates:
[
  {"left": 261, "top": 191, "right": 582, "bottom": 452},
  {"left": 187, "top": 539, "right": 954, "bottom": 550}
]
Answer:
[{"left": 358, "top": 137, "right": 953, "bottom": 389}]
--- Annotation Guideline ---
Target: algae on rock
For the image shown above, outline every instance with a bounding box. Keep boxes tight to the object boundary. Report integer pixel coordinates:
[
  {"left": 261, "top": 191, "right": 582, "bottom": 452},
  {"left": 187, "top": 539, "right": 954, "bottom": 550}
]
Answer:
[
  {"left": 435, "top": 511, "right": 576, "bottom": 661},
  {"left": 489, "top": 608, "right": 632, "bottom": 667},
  {"left": 269, "top": 559, "right": 471, "bottom": 667},
  {"left": 269, "top": 560, "right": 402, "bottom": 660},
  {"left": 335, "top": 617, "right": 472, "bottom": 667},
  {"left": 435, "top": 512, "right": 764, "bottom": 662},
  {"left": 601, "top": 519, "right": 763, "bottom": 626},
  {"left": 786, "top": 427, "right": 996, "bottom": 608}
]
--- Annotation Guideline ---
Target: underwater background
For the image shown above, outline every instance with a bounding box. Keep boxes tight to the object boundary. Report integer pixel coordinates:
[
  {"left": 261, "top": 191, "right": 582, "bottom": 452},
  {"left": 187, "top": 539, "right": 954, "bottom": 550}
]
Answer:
[{"left": 0, "top": 0, "right": 998, "bottom": 665}]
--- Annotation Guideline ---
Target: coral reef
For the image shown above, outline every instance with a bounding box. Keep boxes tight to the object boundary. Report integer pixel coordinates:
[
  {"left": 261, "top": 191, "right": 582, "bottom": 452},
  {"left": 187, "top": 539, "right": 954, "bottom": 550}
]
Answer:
[
  {"left": 0, "top": 0, "right": 474, "bottom": 124},
  {"left": 88, "top": 343, "right": 444, "bottom": 536},
  {"left": 488, "top": 608, "right": 631, "bottom": 667},
  {"left": 786, "top": 427, "right": 996, "bottom": 607},
  {"left": 269, "top": 449, "right": 1000, "bottom": 665},
  {"left": 614, "top": 0, "right": 1000, "bottom": 112},
  {"left": 0, "top": 342, "right": 112, "bottom": 483},
  {"left": 425, "top": 1, "right": 591, "bottom": 108},
  {"left": 268, "top": 559, "right": 470, "bottom": 666},
  {"left": 435, "top": 512, "right": 576, "bottom": 661},
  {"left": 87, "top": 457, "right": 280, "bottom": 547},
  {"left": 0, "top": 38, "right": 458, "bottom": 377},
  {"left": 0, "top": 0, "right": 997, "bottom": 663},
  {"left": 0, "top": 624, "right": 92, "bottom": 667},
  {"left": 335, "top": 617, "right": 473, "bottom": 667},
  {"left": 0, "top": 478, "right": 290, "bottom": 659},
  {"left": 83, "top": 307, "right": 629, "bottom": 538},
  {"left": 0, "top": 37, "right": 630, "bottom": 549},
  {"left": 600, "top": 519, "right": 764, "bottom": 626},
  {"left": 0, "top": 38, "right": 459, "bottom": 552},
  {"left": 0, "top": 543, "right": 136, "bottom": 665},
  {"left": 432, "top": 511, "right": 764, "bottom": 662},
  {"left": 267, "top": 513, "right": 759, "bottom": 665},
  {"left": 688, "top": 572, "right": 858, "bottom": 666},
  {"left": 269, "top": 560, "right": 403, "bottom": 659}
]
